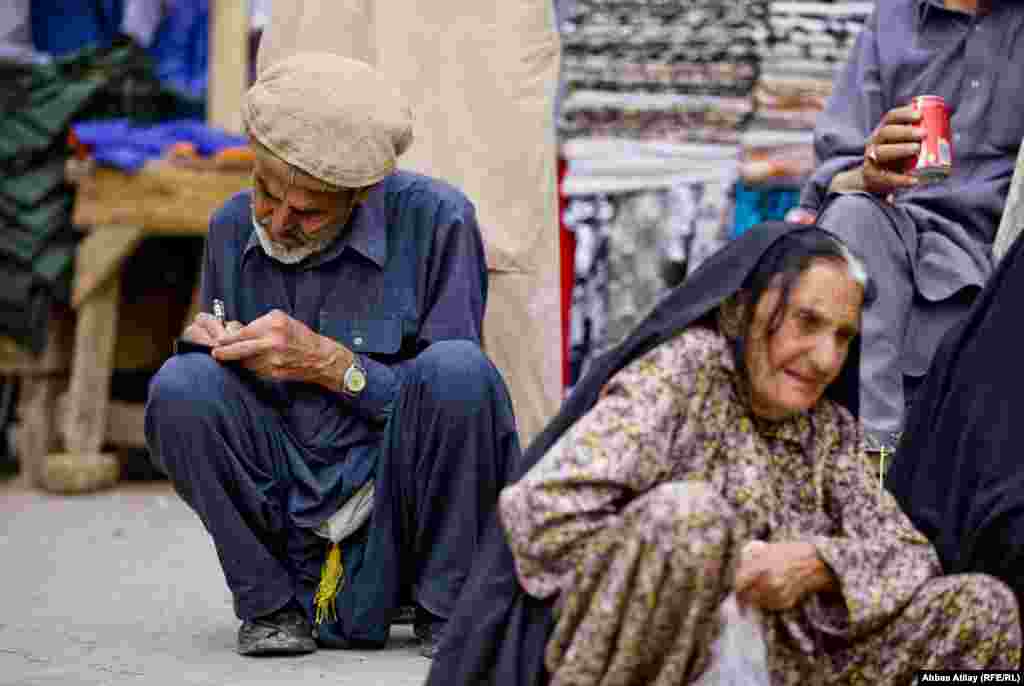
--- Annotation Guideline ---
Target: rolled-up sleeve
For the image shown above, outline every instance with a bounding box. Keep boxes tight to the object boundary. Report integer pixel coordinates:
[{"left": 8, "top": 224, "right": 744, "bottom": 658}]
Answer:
[{"left": 799, "top": 9, "right": 886, "bottom": 212}]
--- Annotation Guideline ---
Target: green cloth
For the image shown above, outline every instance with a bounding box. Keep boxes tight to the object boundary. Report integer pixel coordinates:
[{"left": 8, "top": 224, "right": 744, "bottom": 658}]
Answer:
[
  {"left": 0, "top": 118, "right": 52, "bottom": 163},
  {"left": 0, "top": 158, "right": 67, "bottom": 209},
  {"left": 0, "top": 38, "right": 202, "bottom": 353}
]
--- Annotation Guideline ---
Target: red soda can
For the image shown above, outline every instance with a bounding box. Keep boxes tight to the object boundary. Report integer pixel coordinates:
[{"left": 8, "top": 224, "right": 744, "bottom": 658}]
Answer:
[{"left": 904, "top": 95, "right": 953, "bottom": 181}]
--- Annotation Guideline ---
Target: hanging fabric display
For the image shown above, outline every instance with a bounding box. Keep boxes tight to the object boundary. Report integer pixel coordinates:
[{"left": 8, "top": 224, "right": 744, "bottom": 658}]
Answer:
[
  {"left": 556, "top": 0, "right": 766, "bottom": 385},
  {"left": 555, "top": 1, "right": 874, "bottom": 387},
  {"left": 562, "top": 194, "right": 611, "bottom": 389}
]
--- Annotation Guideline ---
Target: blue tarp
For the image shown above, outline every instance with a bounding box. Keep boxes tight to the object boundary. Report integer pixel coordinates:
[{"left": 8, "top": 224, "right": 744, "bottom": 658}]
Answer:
[
  {"left": 31, "top": 0, "right": 210, "bottom": 99},
  {"left": 147, "top": 1, "right": 209, "bottom": 99},
  {"left": 30, "top": 0, "right": 125, "bottom": 57},
  {"left": 731, "top": 181, "right": 802, "bottom": 238},
  {"left": 72, "top": 119, "right": 247, "bottom": 172}
]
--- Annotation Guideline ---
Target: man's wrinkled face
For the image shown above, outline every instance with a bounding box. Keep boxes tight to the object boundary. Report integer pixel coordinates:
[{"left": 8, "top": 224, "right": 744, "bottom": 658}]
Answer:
[
  {"left": 744, "top": 259, "right": 863, "bottom": 421},
  {"left": 251, "top": 152, "right": 357, "bottom": 250}
]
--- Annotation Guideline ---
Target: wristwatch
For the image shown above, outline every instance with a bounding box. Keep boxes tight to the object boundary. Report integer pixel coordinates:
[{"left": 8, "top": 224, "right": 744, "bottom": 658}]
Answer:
[{"left": 341, "top": 357, "right": 367, "bottom": 396}]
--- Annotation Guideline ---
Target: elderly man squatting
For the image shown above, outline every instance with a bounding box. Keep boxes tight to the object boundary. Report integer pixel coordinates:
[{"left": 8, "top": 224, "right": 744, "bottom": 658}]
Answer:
[
  {"left": 430, "top": 223, "right": 1021, "bottom": 686},
  {"left": 144, "top": 53, "right": 520, "bottom": 658}
]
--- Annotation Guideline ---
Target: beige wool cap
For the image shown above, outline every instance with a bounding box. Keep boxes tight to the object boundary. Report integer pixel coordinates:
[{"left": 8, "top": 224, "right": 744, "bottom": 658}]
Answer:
[{"left": 243, "top": 52, "right": 414, "bottom": 188}]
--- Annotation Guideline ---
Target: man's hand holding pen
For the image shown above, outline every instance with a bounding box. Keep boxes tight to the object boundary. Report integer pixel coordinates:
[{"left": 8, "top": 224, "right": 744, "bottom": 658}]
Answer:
[
  {"left": 183, "top": 305, "right": 354, "bottom": 391},
  {"left": 183, "top": 304, "right": 245, "bottom": 342},
  {"left": 181, "top": 307, "right": 352, "bottom": 392},
  {"left": 182, "top": 311, "right": 241, "bottom": 346}
]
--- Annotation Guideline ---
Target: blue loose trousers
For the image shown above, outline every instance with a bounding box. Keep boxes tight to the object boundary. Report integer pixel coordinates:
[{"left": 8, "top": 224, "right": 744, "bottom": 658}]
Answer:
[{"left": 145, "top": 340, "right": 520, "bottom": 646}]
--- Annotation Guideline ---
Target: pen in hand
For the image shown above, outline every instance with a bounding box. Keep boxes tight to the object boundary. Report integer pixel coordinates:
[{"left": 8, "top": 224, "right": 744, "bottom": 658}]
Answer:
[
  {"left": 177, "top": 299, "right": 232, "bottom": 356},
  {"left": 213, "top": 299, "right": 226, "bottom": 327},
  {"left": 212, "top": 299, "right": 243, "bottom": 338}
]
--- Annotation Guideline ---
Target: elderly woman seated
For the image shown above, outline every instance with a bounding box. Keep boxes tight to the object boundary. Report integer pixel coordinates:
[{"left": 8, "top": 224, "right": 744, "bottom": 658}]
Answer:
[{"left": 427, "top": 222, "right": 1020, "bottom": 686}]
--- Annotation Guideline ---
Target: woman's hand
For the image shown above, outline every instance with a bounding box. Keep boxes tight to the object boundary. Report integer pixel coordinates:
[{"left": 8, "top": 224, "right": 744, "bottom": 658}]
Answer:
[{"left": 734, "top": 541, "right": 838, "bottom": 611}]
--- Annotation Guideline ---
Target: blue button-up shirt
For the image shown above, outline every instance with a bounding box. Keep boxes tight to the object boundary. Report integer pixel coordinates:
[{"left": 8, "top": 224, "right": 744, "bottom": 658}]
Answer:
[
  {"left": 198, "top": 170, "right": 487, "bottom": 525},
  {"left": 801, "top": 0, "right": 1024, "bottom": 302}
]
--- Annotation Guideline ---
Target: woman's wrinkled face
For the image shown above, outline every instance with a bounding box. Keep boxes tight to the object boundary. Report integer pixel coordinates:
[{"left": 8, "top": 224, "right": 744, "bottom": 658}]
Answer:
[
  {"left": 251, "top": 153, "right": 356, "bottom": 249},
  {"left": 744, "top": 259, "right": 863, "bottom": 421}
]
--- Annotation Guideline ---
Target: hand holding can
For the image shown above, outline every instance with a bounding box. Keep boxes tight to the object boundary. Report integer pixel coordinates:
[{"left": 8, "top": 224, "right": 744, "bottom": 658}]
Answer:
[
  {"left": 902, "top": 95, "right": 953, "bottom": 181},
  {"left": 862, "top": 105, "right": 926, "bottom": 196}
]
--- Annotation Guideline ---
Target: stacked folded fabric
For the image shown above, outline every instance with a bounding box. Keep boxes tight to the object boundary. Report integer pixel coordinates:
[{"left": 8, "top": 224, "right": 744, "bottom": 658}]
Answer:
[
  {"left": 558, "top": 0, "right": 772, "bottom": 383},
  {"left": 741, "top": 1, "right": 872, "bottom": 191},
  {"left": 71, "top": 119, "right": 247, "bottom": 173},
  {"left": 559, "top": 0, "right": 768, "bottom": 140},
  {"left": 561, "top": 91, "right": 753, "bottom": 146},
  {"left": 739, "top": 129, "right": 816, "bottom": 188},
  {"left": 561, "top": 0, "right": 766, "bottom": 91},
  {"left": 762, "top": 1, "right": 871, "bottom": 80},
  {"left": 0, "top": 40, "right": 200, "bottom": 353}
]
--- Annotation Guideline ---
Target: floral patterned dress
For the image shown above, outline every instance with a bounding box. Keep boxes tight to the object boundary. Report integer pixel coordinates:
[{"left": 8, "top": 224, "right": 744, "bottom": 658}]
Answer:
[{"left": 500, "top": 326, "right": 1020, "bottom": 686}]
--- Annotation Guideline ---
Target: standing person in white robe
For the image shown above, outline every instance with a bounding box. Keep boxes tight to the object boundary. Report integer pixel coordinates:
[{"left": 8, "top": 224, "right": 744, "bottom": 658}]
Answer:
[{"left": 255, "top": 0, "right": 563, "bottom": 447}]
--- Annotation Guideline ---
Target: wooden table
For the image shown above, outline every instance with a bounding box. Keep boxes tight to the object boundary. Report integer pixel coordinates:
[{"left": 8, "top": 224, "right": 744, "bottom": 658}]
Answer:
[{"left": 4, "top": 160, "right": 250, "bottom": 492}]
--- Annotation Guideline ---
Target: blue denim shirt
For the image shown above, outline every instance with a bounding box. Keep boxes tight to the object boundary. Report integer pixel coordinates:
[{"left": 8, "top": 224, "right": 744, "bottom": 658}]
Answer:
[{"left": 198, "top": 170, "right": 487, "bottom": 525}]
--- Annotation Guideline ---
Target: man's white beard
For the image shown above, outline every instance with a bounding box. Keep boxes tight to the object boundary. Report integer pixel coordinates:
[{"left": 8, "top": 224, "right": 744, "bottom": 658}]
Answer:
[{"left": 252, "top": 212, "right": 344, "bottom": 264}]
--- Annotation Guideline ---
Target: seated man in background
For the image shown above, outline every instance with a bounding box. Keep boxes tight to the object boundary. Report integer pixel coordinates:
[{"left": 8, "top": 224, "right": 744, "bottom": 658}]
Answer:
[
  {"left": 144, "top": 53, "right": 521, "bottom": 658},
  {"left": 788, "top": 0, "right": 1024, "bottom": 458}
]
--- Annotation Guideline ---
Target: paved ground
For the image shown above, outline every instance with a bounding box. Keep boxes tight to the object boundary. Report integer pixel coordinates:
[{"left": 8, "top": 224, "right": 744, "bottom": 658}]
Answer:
[{"left": 0, "top": 478, "right": 431, "bottom": 686}]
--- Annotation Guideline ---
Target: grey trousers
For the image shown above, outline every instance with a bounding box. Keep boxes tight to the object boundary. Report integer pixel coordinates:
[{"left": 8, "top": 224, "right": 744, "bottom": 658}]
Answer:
[{"left": 817, "top": 194, "right": 916, "bottom": 448}]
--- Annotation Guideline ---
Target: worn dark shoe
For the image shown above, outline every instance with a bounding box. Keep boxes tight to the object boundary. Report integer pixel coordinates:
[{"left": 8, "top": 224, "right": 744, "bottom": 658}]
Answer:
[
  {"left": 413, "top": 606, "right": 447, "bottom": 659},
  {"left": 237, "top": 603, "right": 317, "bottom": 656}
]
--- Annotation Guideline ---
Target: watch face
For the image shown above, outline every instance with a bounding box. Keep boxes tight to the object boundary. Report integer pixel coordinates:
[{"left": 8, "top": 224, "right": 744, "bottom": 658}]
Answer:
[{"left": 346, "top": 366, "right": 367, "bottom": 393}]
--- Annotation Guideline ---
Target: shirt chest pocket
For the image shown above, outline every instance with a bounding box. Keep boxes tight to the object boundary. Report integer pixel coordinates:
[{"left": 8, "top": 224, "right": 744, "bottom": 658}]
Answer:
[{"left": 319, "top": 314, "right": 403, "bottom": 358}]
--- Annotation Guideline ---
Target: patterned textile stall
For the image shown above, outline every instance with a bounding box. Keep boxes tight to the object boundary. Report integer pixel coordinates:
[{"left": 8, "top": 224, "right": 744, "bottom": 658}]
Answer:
[
  {"left": 558, "top": 0, "right": 768, "bottom": 386},
  {"left": 561, "top": 180, "right": 732, "bottom": 387},
  {"left": 558, "top": 0, "right": 875, "bottom": 386},
  {"left": 738, "top": 1, "right": 873, "bottom": 234}
]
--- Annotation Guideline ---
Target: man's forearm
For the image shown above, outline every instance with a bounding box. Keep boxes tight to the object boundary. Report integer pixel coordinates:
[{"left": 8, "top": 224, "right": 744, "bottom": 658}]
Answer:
[
  {"left": 827, "top": 165, "right": 867, "bottom": 194},
  {"left": 311, "top": 335, "right": 355, "bottom": 393}
]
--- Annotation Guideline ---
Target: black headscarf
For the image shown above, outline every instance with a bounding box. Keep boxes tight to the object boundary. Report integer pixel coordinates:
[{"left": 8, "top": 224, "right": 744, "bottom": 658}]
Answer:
[
  {"left": 887, "top": 228, "right": 1024, "bottom": 600},
  {"left": 426, "top": 222, "right": 865, "bottom": 686}
]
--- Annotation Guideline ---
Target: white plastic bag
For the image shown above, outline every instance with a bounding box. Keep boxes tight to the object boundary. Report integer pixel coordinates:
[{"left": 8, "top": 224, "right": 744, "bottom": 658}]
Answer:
[{"left": 692, "top": 593, "right": 771, "bottom": 686}]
